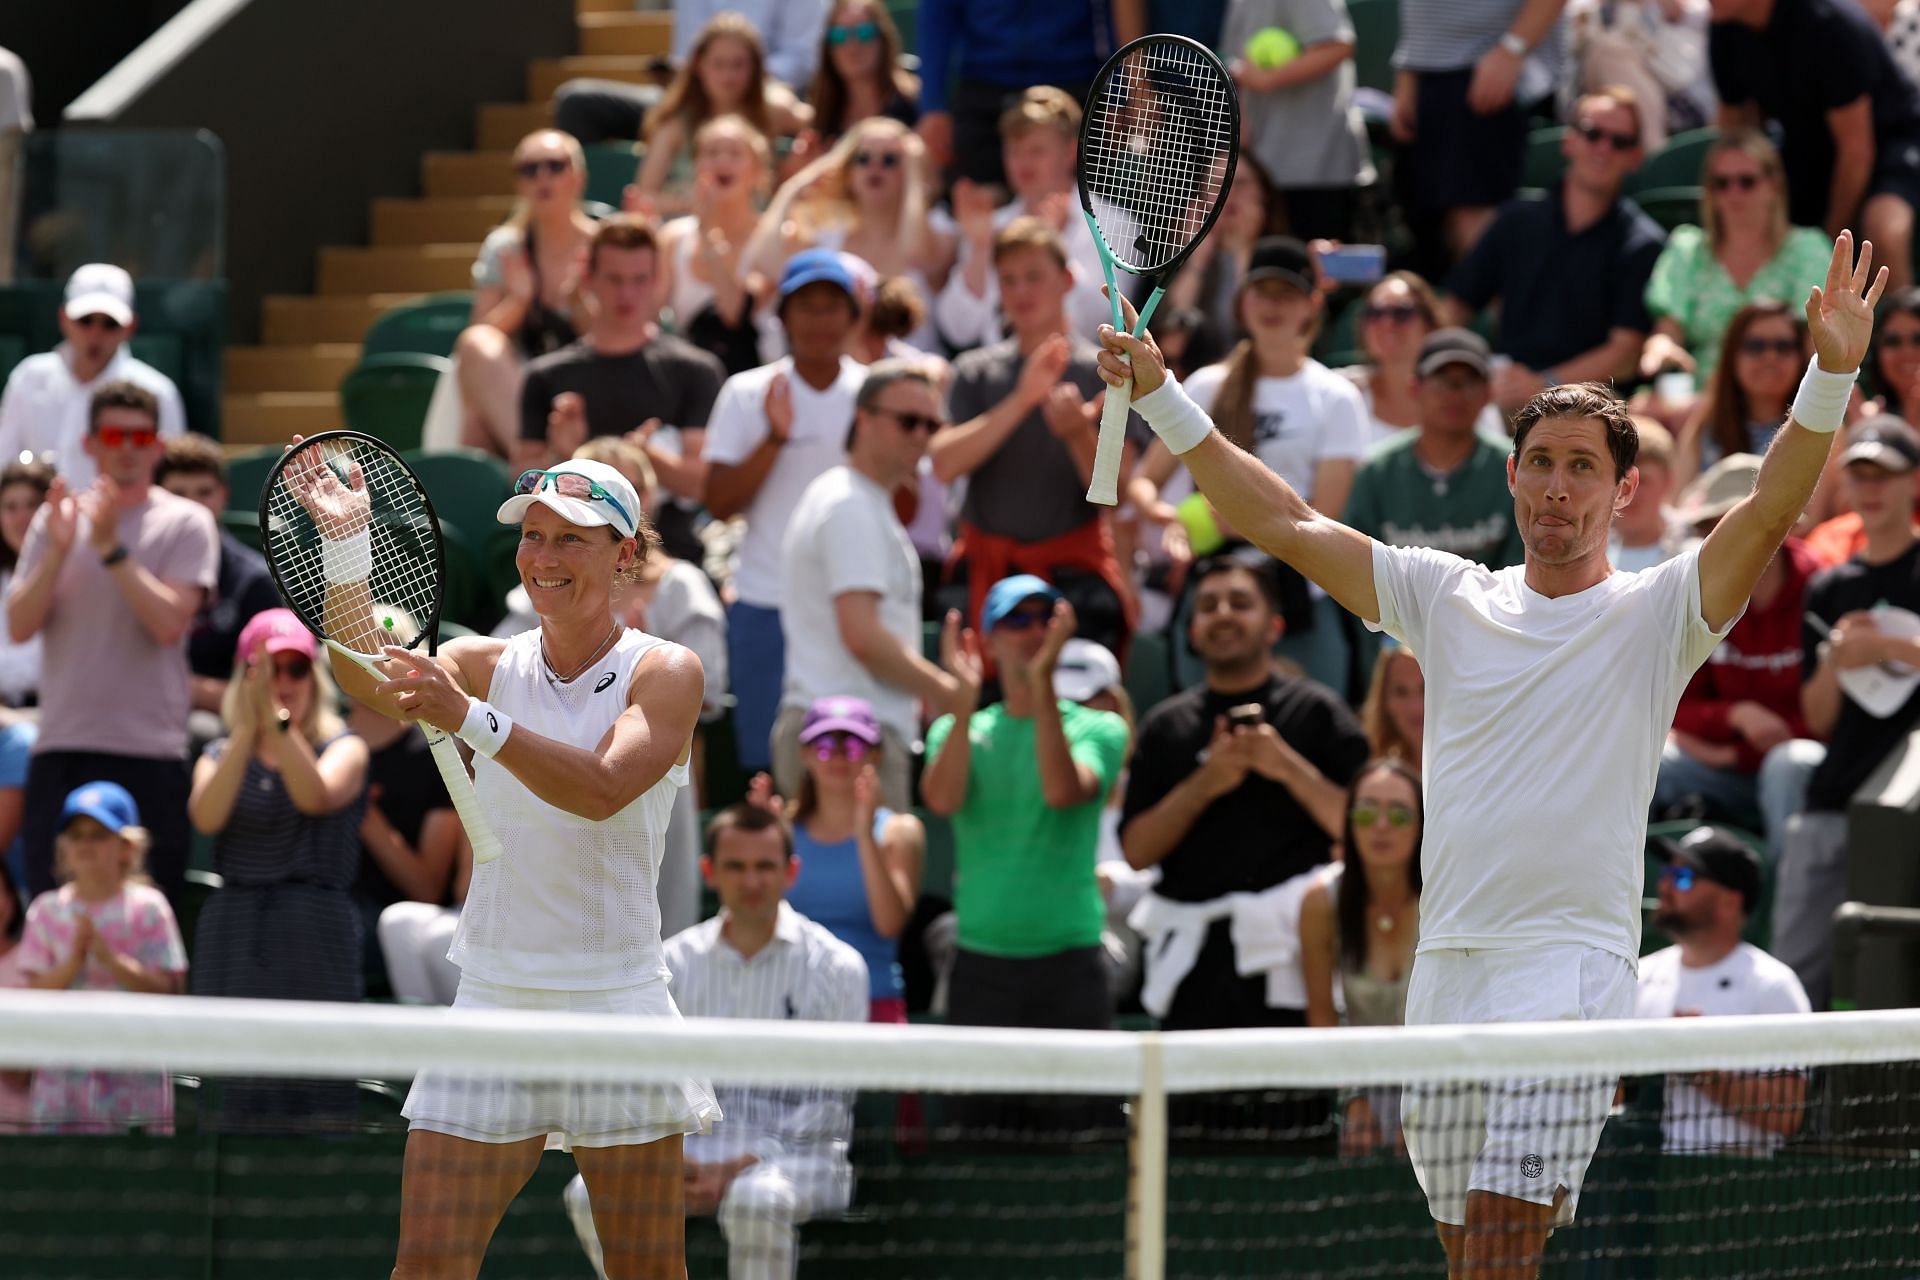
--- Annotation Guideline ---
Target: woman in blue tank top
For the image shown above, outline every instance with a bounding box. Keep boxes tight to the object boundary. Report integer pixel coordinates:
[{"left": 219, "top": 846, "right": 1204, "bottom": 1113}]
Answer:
[{"left": 779, "top": 696, "right": 924, "bottom": 1022}]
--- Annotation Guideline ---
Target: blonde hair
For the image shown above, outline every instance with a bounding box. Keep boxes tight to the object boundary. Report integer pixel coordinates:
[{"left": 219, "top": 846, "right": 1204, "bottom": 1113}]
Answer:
[
  {"left": 1630, "top": 416, "right": 1676, "bottom": 469},
  {"left": 644, "top": 13, "right": 773, "bottom": 142},
  {"left": 1576, "top": 84, "right": 1644, "bottom": 151},
  {"left": 1701, "top": 128, "right": 1790, "bottom": 255},
  {"left": 54, "top": 823, "right": 152, "bottom": 888},
  {"left": 508, "top": 129, "right": 587, "bottom": 234},
  {"left": 221, "top": 649, "right": 348, "bottom": 746},
  {"left": 1360, "top": 647, "right": 1422, "bottom": 767},
  {"left": 574, "top": 436, "right": 659, "bottom": 500},
  {"left": 760, "top": 116, "right": 932, "bottom": 272},
  {"left": 693, "top": 113, "right": 773, "bottom": 198},
  {"left": 999, "top": 86, "right": 1081, "bottom": 142}
]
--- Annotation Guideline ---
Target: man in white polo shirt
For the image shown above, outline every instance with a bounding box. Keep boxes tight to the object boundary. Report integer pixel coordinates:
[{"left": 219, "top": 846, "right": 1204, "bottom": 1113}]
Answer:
[
  {"left": 1636, "top": 828, "right": 1809, "bottom": 1154},
  {"left": 0, "top": 263, "right": 186, "bottom": 484},
  {"left": 564, "top": 801, "right": 868, "bottom": 1280}
]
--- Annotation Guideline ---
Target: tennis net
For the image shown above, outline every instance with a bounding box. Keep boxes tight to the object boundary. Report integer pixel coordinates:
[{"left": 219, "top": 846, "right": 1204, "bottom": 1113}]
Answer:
[{"left": 1, "top": 991, "right": 1918, "bottom": 1278}]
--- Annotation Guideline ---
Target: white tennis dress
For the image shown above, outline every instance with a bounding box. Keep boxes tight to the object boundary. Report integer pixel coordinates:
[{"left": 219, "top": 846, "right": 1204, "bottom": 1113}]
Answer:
[{"left": 403, "top": 627, "right": 721, "bottom": 1147}]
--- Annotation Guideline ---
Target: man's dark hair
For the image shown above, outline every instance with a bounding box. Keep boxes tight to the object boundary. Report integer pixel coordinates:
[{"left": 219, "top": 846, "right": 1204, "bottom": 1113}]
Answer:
[
  {"left": 89, "top": 380, "right": 159, "bottom": 432},
  {"left": 153, "top": 431, "right": 227, "bottom": 489},
  {"left": 587, "top": 214, "right": 659, "bottom": 274},
  {"left": 1509, "top": 382, "right": 1639, "bottom": 480},
  {"left": 704, "top": 801, "right": 794, "bottom": 862},
  {"left": 1191, "top": 551, "right": 1283, "bottom": 615}
]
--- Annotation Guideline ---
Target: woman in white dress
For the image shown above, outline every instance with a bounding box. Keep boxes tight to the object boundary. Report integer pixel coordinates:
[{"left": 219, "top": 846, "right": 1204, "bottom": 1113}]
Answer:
[{"left": 290, "top": 448, "right": 717, "bottom": 1280}]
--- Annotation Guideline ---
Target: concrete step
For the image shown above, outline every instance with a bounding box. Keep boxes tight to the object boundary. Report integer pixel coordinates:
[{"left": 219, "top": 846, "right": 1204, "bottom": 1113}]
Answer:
[
  {"left": 261, "top": 293, "right": 422, "bottom": 346},
  {"left": 316, "top": 244, "right": 481, "bottom": 295},
  {"left": 423, "top": 151, "right": 516, "bottom": 198},
  {"left": 579, "top": 11, "right": 674, "bottom": 56},
  {"left": 225, "top": 344, "right": 362, "bottom": 393},
  {"left": 223, "top": 392, "right": 341, "bottom": 446},
  {"left": 528, "top": 56, "right": 671, "bottom": 103},
  {"left": 371, "top": 196, "right": 513, "bottom": 246},
  {"left": 477, "top": 101, "right": 553, "bottom": 152}
]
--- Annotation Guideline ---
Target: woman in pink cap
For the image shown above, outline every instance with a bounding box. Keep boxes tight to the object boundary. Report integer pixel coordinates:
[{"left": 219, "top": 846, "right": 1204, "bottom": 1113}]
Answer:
[{"left": 186, "top": 606, "right": 369, "bottom": 1129}]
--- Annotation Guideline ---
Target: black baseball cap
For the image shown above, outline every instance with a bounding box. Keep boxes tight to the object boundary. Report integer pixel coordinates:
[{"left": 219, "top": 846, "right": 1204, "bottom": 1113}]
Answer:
[
  {"left": 1244, "top": 237, "right": 1314, "bottom": 294},
  {"left": 1653, "top": 826, "right": 1763, "bottom": 915},
  {"left": 1840, "top": 418, "right": 1920, "bottom": 473},
  {"left": 1416, "top": 328, "right": 1493, "bottom": 380}
]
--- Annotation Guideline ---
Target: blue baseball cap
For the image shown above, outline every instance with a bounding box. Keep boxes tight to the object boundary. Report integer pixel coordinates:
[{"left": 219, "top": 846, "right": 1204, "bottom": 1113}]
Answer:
[
  {"left": 61, "top": 781, "right": 140, "bottom": 834},
  {"left": 778, "top": 248, "right": 858, "bottom": 304},
  {"left": 982, "top": 574, "right": 1062, "bottom": 632}
]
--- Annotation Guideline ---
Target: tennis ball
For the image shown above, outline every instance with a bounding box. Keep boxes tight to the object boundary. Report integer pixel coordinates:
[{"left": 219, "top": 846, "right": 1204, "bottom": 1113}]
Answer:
[
  {"left": 1246, "top": 27, "right": 1300, "bottom": 69},
  {"left": 1176, "top": 493, "right": 1226, "bottom": 557}
]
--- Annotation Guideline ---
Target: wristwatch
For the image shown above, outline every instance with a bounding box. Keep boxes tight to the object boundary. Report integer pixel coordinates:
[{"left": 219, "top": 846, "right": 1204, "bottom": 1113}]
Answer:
[
  {"left": 1499, "top": 31, "right": 1528, "bottom": 58},
  {"left": 275, "top": 708, "right": 293, "bottom": 735},
  {"left": 100, "top": 545, "right": 129, "bottom": 567}
]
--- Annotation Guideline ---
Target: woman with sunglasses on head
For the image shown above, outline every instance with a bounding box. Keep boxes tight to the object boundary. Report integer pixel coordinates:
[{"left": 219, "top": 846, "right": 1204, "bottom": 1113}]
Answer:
[
  {"left": 1332, "top": 271, "right": 1508, "bottom": 450},
  {"left": 1298, "top": 758, "right": 1423, "bottom": 1156},
  {"left": 802, "top": 0, "right": 919, "bottom": 155},
  {"left": 454, "top": 129, "right": 596, "bottom": 459},
  {"left": 187, "top": 608, "right": 369, "bottom": 1129},
  {"left": 1639, "top": 130, "right": 1831, "bottom": 415},
  {"left": 289, "top": 446, "right": 716, "bottom": 1279}
]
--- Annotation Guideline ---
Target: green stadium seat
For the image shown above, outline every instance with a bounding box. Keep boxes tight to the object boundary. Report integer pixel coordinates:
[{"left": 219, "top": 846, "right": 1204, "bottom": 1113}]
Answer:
[
  {"left": 1634, "top": 185, "right": 1703, "bottom": 234},
  {"left": 339, "top": 354, "right": 449, "bottom": 453},
  {"left": 918, "top": 807, "right": 955, "bottom": 899},
  {"left": 1347, "top": 0, "right": 1399, "bottom": 94},
  {"left": 0, "top": 334, "right": 23, "bottom": 385},
  {"left": 360, "top": 293, "right": 474, "bottom": 360},
  {"left": 402, "top": 448, "right": 516, "bottom": 610},
  {"left": 1124, "top": 630, "right": 1175, "bottom": 716},
  {"left": 218, "top": 508, "right": 261, "bottom": 554},
  {"left": 886, "top": 0, "right": 918, "bottom": 52},
  {"left": 1626, "top": 126, "right": 1719, "bottom": 196},
  {"left": 1314, "top": 296, "right": 1363, "bottom": 363},
  {"left": 583, "top": 142, "right": 642, "bottom": 209},
  {"left": 223, "top": 446, "right": 282, "bottom": 515},
  {"left": 128, "top": 333, "right": 185, "bottom": 386},
  {"left": 1523, "top": 127, "right": 1568, "bottom": 191}
]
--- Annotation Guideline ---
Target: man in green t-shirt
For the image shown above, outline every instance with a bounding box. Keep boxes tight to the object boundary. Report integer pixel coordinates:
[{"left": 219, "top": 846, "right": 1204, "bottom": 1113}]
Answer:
[{"left": 922, "top": 573, "right": 1128, "bottom": 1072}]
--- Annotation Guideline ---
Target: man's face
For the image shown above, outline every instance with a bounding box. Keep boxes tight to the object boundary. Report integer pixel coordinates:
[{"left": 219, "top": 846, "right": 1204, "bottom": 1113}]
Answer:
[
  {"left": 1508, "top": 416, "right": 1635, "bottom": 566},
  {"left": 1562, "top": 100, "right": 1643, "bottom": 196},
  {"left": 985, "top": 593, "right": 1055, "bottom": 673},
  {"left": 587, "top": 245, "right": 659, "bottom": 329},
  {"left": 704, "top": 825, "right": 795, "bottom": 922},
  {"left": 1188, "top": 566, "right": 1279, "bottom": 669},
  {"left": 160, "top": 469, "right": 226, "bottom": 518},
  {"left": 58, "top": 308, "right": 131, "bottom": 371},
  {"left": 1002, "top": 128, "right": 1075, "bottom": 201},
  {"left": 1651, "top": 861, "right": 1734, "bottom": 937},
  {"left": 1842, "top": 460, "right": 1918, "bottom": 535},
  {"left": 781, "top": 283, "right": 857, "bottom": 363},
  {"left": 857, "top": 379, "right": 941, "bottom": 482},
  {"left": 1621, "top": 457, "right": 1671, "bottom": 522},
  {"left": 1417, "top": 363, "right": 1492, "bottom": 435},
  {"left": 83, "top": 407, "right": 164, "bottom": 488},
  {"left": 994, "top": 246, "right": 1072, "bottom": 337}
]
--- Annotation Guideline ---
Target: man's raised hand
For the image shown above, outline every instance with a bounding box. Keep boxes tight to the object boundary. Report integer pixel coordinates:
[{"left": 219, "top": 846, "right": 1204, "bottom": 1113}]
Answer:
[{"left": 1809, "top": 230, "right": 1891, "bottom": 375}]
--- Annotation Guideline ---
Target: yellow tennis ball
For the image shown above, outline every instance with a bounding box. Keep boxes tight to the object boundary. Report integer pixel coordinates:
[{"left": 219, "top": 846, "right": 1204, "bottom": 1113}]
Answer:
[
  {"left": 1176, "top": 493, "right": 1226, "bottom": 557},
  {"left": 1247, "top": 27, "right": 1300, "bottom": 69}
]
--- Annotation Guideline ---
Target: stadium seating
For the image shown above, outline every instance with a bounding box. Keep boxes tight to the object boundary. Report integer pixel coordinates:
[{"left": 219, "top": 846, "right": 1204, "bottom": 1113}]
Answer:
[
  {"left": 1626, "top": 127, "right": 1718, "bottom": 196},
  {"left": 1346, "top": 0, "right": 1398, "bottom": 95},
  {"left": 360, "top": 292, "right": 475, "bottom": 360},
  {"left": 1633, "top": 186, "right": 1703, "bottom": 234},
  {"left": 223, "top": 446, "right": 283, "bottom": 515},
  {"left": 583, "top": 141, "right": 643, "bottom": 209},
  {"left": 402, "top": 447, "right": 518, "bottom": 608},
  {"left": 1522, "top": 126, "right": 1568, "bottom": 192},
  {"left": 339, "top": 353, "right": 450, "bottom": 452}
]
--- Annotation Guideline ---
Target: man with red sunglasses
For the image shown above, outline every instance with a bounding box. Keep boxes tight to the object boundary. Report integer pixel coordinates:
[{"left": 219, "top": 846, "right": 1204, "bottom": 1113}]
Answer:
[{"left": 0, "top": 263, "right": 185, "bottom": 487}]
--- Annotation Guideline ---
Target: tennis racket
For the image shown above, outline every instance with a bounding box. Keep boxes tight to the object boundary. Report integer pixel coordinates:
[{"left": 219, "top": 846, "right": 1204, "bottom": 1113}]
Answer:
[
  {"left": 258, "top": 430, "right": 504, "bottom": 865},
  {"left": 1077, "top": 34, "right": 1240, "bottom": 505}
]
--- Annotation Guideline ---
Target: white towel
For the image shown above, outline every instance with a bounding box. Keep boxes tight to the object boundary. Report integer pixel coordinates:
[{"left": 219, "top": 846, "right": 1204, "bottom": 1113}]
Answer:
[{"left": 1128, "top": 868, "right": 1325, "bottom": 1018}]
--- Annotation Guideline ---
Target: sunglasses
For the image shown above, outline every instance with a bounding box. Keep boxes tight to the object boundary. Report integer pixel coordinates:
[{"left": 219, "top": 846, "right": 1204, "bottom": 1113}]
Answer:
[
  {"left": 1740, "top": 337, "right": 1800, "bottom": 357},
  {"left": 513, "top": 469, "right": 635, "bottom": 529},
  {"left": 74, "top": 313, "right": 123, "bottom": 332},
  {"left": 827, "top": 19, "right": 879, "bottom": 44},
  {"left": 810, "top": 732, "right": 872, "bottom": 762},
  {"left": 1362, "top": 303, "right": 1422, "bottom": 324},
  {"left": 270, "top": 657, "right": 313, "bottom": 681},
  {"left": 852, "top": 150, "right": 901, "bottom": 170},
  {"left": 872, "top": 406, "right": 941, "bottom": 434},
  {"left": 1351, "top": 801, "right": 1416, "bottom": 829},
  {"left": 1709, "top": 173, "right": 1762, "bottom": 193},
  {"left": 515, "top": 157, "right": 572, "bottom": 180},
  {"left": 1574, "top": 120, "right": 1639, "bottom": 152},
  {"left": 994, "top": 607, "right": 1054, "bottom": 632},
  {"left": 95, "top": 425, "right": 158, "bottom": 449},
  {"left": 1880, "top": 333, "right": 1920, "bottom": 350},
  {"left": 1664, "top": 865, "right": 1697, "bottom": 892}
]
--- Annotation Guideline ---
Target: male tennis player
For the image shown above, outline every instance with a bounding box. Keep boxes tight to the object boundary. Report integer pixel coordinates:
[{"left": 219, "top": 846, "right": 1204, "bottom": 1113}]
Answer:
[
  {"left": 288, "top": 449, "right": 717, "bottom": 1280},
  {"left": 1097, "top": 233, "right": 1885, "bottom": 1280}
]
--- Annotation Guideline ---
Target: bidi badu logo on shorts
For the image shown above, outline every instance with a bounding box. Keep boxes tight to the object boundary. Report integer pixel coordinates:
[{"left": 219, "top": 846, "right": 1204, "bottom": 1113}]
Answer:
[{"left": 1520, "top": 1154, "right": 1545, "bottom": 1179}]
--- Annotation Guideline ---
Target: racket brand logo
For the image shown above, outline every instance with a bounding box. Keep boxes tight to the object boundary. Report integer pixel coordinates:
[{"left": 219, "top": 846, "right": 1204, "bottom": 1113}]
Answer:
[
  {"left": 594, "top": 672, "right": 617, "bottom": 693},
  {"left": 1521, "top": 1155, "right": 1545, "bottom": 1179}
]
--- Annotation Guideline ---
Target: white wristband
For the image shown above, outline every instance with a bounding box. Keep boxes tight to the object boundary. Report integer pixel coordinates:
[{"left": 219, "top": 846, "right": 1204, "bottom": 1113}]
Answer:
[
  {"left": 321, "top": 527, "right": 372, "bottom": 584},
  {"left": 1789, "top": 358, "right": 1857, "bottom": 434},
  {"left": 457, "top": 697, "right": 513, "bottom": 758},
  {"left": 1132, "top": 376, "right": 1214, "bottom": 455}
]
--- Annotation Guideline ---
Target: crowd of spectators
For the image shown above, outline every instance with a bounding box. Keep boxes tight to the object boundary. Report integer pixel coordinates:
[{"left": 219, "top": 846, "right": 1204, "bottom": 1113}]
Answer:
[{"left": 4, "top": 0, "right": 1920, "bottom": 1228}]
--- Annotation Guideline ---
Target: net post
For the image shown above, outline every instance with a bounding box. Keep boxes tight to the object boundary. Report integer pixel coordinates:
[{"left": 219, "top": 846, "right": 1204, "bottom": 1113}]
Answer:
[{"left": 1126, "top": 1030, "right": 1167, "bottom": 1280}]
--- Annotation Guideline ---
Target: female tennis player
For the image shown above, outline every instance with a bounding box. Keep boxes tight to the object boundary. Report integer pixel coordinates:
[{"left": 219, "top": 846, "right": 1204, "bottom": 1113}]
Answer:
[
  {"left": 1095, "top": 233, "right": 1884, "bottom": 1280},
  {"left": 288, "top": 448, "right": 717, "bottom": 1280}
]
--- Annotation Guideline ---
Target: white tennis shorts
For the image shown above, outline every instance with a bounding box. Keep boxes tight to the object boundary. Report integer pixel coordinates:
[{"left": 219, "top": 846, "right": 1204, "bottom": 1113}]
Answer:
[
  {"left": 1401, "top": 945, "right": 1635, "bottom": 1228},
  {"left": 403, "top": 973, "right": 721, "bottom": 1149}
]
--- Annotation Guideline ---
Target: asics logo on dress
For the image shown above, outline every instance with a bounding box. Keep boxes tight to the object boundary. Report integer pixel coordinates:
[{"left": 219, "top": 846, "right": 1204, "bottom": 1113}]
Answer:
[{"left": 594, "top": 671, "right": 617, "bottom": 693}]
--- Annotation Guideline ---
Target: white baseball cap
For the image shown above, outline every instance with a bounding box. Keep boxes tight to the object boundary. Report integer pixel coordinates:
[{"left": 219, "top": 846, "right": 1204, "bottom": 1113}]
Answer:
[
  {"left": 1052, "top": 638, "right": 1122, "bottom": 705},
  {"left": 496, "top": 458, "right": 641, "bottom": 538},
  {"left": 63, "top": 263, "right": 135, "bottom": 327}
]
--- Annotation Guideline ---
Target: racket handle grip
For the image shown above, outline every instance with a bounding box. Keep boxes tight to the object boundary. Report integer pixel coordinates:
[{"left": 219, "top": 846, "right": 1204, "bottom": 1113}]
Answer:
[
  {"left": 422, "top": 726, "right": 505, "bottom": 865},
  {"left": 1087, "top": 356, "right": 1131, "bottom": 507}
]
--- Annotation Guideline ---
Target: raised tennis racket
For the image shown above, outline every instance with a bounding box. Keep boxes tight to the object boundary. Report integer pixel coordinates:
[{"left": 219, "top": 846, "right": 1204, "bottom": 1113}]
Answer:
[
  {"left": 1077, "top": 34, "right": 1240, "bottom": 505},
  {"left": 258, "top": 430, "right": 504, "bottom": 864}
]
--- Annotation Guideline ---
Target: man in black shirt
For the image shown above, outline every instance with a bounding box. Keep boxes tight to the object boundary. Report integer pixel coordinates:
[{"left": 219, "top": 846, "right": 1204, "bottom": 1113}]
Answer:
[
  {"left": 1120, "top": 554, "right": 1370, "bottom": 1032},
  {"left": 516, "top": 216, "right": 725, "bottom": 560},
  {"left": 1713, "top": 0, "right": 1920, "bottom": 287},
  {"left": 1773, "top": 419, "right": 1920, "bottom": 1007},
  {"left": 1446, "top": 86, "right": 1666, "bottom": 414}
]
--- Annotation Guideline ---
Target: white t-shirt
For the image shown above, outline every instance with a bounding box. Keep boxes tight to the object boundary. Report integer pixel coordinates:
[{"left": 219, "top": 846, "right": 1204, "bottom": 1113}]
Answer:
[
  {"left": 1369, "top": 543, "right": 1736, "bottom": 962},
  {"left": 779, "top": 464, "right": 923, "bottom": 739},
  {"left": 1183, "top": 359, "right": 1368, "bottom": 503},
  {"left": 1635, "top": 942, "right": 1811, "bottom": 1154},
  {"left": 703, "top": 355, "right": 865, "bottom": 609},
  {"left": 0, "top": 346, "right": 187, "bottom": 487}
]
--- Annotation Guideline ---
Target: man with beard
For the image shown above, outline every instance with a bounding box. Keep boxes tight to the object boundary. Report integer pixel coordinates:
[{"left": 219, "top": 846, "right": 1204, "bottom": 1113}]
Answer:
[{"left": 1635, "top": 827, "right": 1809, "bottom": 1153}]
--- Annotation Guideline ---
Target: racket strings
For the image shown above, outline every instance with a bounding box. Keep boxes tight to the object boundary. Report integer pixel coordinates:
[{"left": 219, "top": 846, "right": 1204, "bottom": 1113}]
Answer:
[
  {"left": 1082, "top": 39, "right": 1236, "bottom": 272},
  {"left": 263, "top": 438, "right": 441, "bottom": 654}
]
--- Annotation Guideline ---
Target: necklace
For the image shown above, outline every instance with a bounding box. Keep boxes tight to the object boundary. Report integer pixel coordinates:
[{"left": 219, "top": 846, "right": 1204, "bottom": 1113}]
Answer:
[
  {"left": 1376, "top": 914, "right": 1396, "bottom": 933},
  {"left": 542, "top": 621, "right": 620, "bottom": 684}
]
